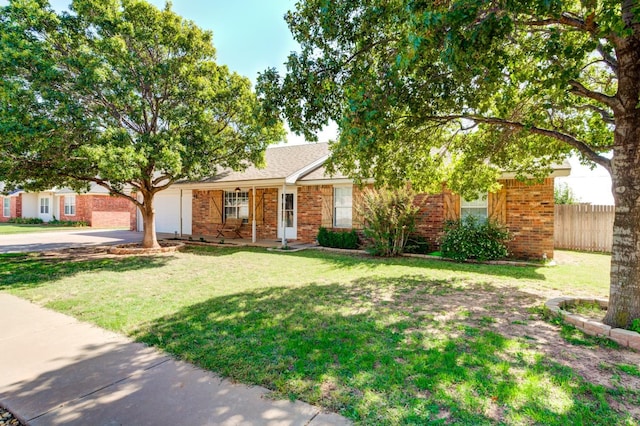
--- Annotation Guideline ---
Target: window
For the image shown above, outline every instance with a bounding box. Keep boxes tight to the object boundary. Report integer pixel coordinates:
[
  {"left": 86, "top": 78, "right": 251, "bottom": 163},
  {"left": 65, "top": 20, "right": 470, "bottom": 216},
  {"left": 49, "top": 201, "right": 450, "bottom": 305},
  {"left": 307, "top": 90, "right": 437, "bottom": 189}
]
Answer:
[
  {"left": 64, "top": 195, "right": 76, "bottom": 216},
  {"left": 334, "top": 186, "right": 353, "bottom": 228},
  {"left": 39, "top": 197, "right": 49, "bottom": 214},
  {"left": 2, "top": 198, "right": 9, "bottom": 217},
  {"left": 461, "top": 194, "right": 488, "bottom": 220},
  {"left": 224, "top": 191, "right": 249, "bottom": 222}
]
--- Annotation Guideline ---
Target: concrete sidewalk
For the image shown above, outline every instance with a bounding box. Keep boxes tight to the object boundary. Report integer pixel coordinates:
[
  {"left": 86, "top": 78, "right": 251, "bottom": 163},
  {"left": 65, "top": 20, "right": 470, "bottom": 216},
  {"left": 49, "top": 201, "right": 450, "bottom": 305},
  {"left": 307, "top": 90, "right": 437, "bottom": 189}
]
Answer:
[{"left": 0, "top": 294, "right": 350, "bottom": 426}]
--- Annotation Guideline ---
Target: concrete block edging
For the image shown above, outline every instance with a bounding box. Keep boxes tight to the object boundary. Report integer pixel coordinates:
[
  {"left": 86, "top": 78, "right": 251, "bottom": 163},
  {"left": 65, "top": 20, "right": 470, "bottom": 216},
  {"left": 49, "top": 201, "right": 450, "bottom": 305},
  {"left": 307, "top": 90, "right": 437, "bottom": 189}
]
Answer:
[{"left": 545, "top": 297, "right": 640, "bottom": 350}]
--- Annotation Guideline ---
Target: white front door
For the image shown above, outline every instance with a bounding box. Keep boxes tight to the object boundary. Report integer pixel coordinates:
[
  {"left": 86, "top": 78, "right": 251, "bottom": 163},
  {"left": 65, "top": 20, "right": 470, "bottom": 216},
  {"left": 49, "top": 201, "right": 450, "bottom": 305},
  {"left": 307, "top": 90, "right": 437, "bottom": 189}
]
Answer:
[
  {"left": 38, "top": 195, "right": 53, "bottom": 222},
  {"left": 277, "top": 188, "right": 297, "bottom": 240}
]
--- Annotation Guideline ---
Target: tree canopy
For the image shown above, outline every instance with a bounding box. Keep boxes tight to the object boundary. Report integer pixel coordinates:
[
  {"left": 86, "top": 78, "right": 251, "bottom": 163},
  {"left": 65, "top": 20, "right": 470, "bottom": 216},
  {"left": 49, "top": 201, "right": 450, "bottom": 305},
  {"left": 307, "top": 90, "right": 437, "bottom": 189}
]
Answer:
[
  {"left": 260, "top": 0, "right": 640, "bottom": 328},
  {"left": 0, "top": 0, "right": 284, "bottom": 246},
  {"left": 259, "top": 0, "right": 623, "bottom": 196}
]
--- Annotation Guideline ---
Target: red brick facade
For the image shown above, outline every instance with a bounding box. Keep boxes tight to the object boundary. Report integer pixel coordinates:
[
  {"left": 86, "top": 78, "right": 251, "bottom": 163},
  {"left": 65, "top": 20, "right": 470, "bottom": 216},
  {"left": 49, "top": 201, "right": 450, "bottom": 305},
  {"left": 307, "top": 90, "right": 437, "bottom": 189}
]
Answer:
[
  {"left": 297, "top": 185, "right": 326, "bottom": 242},
  {"left": 501, "top": 178, "right": 555, "bottom": 259},
  {"left": 59, "top": 194, "right": 136, "bottom": 229},
  {"left": 0, "top": 195, "right": 22, "bottom": 222},
  {"left": 190, "top": 178, "right": 556, "bottom": 259}
]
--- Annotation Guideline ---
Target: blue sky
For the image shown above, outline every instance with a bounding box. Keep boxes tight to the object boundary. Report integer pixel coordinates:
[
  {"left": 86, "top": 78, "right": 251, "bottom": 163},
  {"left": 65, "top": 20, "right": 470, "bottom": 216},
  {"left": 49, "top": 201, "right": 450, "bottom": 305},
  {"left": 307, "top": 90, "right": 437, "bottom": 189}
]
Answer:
[
  {"left": 43, "top": 0, "right": 300, "bottom": 83},
  {"left": 145, "top": 1, "right": 299, "bottom": 83}
]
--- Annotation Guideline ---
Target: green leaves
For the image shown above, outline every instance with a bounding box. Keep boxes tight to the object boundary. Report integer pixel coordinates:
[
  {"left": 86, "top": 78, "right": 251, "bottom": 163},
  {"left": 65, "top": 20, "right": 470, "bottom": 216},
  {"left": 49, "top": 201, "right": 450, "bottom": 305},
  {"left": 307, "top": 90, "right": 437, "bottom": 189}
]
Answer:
[
  {"left": 0, "top": 0, "right": 284, "bottom": 197},
  {"left": 262, "top": 0, "right": 625, "bottom": 193}
]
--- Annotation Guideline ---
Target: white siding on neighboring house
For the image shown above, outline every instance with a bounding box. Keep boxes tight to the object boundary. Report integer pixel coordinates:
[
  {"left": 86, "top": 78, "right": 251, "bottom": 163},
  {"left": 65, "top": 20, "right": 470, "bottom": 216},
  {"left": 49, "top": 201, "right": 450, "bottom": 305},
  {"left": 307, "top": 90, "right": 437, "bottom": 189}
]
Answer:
[{"left": 21, "top": 193, "right": 38, "bottom": 218}]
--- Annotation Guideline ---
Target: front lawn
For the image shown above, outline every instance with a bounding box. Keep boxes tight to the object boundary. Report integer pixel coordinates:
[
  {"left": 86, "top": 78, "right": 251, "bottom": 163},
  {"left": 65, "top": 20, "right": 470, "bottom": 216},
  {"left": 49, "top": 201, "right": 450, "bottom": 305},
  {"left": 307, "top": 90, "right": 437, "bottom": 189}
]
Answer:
[
  {"left": 0, "top": 223, "right": 83, "bottom": 234},
  {"left": 1, "top": 247, "right": 638, "bottom": 425}
]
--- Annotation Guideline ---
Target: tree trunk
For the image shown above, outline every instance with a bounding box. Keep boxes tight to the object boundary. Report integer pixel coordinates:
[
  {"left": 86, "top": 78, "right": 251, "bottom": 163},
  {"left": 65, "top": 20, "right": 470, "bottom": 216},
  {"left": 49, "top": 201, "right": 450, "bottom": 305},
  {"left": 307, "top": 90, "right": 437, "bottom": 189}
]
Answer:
[
  {"left": 603, "top": 22, "right": 640, "bottom": 328},
  {"left": 139, "top": 191, "right": 160, "bottom": 249}
]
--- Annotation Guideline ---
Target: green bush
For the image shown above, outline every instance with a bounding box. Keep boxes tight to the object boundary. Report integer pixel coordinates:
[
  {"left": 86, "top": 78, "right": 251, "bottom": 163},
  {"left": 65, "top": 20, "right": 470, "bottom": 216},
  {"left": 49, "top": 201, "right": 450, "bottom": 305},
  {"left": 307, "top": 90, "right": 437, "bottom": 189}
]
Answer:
[
  {"left": 630, "top": 319, "right": 640, "bottom": 334},
  {"left": 48, "top": 218, "right": 88, "bottom": 227},
  {"left": 8, "top": 217, "right": 44, "bottom": 224},
  {"left": 359, "top": 187, "right": 419, "bottom": 256},
  {"left": 317, "top": 227, "right": 359, "bottom": 249},
  {"left": 404, "top": 234, "right": 430, "bottom": 254},
  {"left": 440, "top": 215, "right": 509, "bottom": 261}
]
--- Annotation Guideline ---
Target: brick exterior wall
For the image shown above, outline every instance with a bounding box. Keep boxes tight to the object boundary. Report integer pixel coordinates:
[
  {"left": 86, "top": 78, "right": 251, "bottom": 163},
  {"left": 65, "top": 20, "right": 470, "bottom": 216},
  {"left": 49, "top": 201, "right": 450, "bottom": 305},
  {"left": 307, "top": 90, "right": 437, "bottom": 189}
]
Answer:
[
  {"left": 414, "top": 192, "right": 446, "bottom": 248},
  {"left": 297, "top": 185, "right": 326, "bottom": 242},
  {"left": 59, "top": 194, "right": 136, "bottom": 229},
  {"left": 501, "top": 178, "right": 555, "bottom": 259},
  {"left": 190, "top": 178, "right": 555, "bottom": 259},
  {"left": 0, "top": 195, "right": 21, "bottom": 222},
  {"left": 192, "top": 188, "right": 280, "bottom": 240}
]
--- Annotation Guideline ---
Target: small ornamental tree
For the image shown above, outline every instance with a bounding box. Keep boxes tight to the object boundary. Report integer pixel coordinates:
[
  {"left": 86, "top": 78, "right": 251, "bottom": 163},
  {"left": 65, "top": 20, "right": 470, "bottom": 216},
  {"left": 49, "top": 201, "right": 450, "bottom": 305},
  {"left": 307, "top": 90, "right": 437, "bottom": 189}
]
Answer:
[
  {"left": 358, "top": 187, "right": 419, "bottom": 256},
  {"left": 259, "top": 1, "right": 640, "bottom": 328},
  {"left": 0, "top": 0, "right": 284, "bottom": 248},
  {"left": 555, "top": 183, "right": 581, "bottom": 205}
]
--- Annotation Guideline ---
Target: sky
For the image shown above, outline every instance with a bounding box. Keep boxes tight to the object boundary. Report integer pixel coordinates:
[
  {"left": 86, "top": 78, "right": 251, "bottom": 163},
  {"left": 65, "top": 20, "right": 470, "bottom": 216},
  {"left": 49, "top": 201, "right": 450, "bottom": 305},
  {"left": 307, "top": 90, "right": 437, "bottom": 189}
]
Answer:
[{"left": 4, "top": 0, "right": 615, "bottom": 205}]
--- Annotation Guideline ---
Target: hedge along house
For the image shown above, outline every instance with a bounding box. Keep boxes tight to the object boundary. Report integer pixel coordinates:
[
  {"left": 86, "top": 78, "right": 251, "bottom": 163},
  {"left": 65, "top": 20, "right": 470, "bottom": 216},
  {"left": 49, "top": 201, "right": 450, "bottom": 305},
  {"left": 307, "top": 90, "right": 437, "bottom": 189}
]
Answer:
[
  {"left": 0, "top": 182, "right": 137, "bottom": 229},
  {"left": 171, "top": 143, "right": 570, "bottom": 259}
]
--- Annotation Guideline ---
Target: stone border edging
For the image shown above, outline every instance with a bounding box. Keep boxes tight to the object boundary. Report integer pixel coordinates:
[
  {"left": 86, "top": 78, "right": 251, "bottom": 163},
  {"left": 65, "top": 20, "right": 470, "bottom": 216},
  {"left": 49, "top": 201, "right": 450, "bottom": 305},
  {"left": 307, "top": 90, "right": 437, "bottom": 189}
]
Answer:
[
  {"left": 108, "top": 241, "right": 185, "bottom": 255},
  {"left": 546, "top": 297, "right": 640, "bottom": 350}
]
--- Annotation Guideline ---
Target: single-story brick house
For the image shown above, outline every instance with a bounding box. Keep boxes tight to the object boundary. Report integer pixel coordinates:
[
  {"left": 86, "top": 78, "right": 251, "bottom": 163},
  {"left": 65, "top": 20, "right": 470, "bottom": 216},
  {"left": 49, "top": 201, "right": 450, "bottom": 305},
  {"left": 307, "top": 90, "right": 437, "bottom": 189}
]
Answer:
[
  {"left": 0, "top": 183, "right": 136, "bottom": 229},
  {"left": 151, "top": 143, "right": 569, "bottom": 259}
]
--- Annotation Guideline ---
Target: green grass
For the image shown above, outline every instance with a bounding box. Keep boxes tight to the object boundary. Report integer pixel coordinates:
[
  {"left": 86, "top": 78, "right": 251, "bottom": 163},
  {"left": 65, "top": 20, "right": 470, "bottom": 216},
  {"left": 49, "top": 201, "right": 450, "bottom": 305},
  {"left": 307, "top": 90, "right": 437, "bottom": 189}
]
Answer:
[
  {"left": 0, "top": 223, "right": 82, "bottom": 234},
  {"left": 1, "top": 247, "right": 634, "bottom": 425}
]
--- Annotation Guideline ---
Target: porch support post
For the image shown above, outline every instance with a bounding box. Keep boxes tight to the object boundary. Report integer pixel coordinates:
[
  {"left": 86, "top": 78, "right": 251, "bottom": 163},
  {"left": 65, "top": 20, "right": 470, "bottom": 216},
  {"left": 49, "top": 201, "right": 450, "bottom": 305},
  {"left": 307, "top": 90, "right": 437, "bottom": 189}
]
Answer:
[
  {"left": 252, "top": 186, "right": 256, "bottom": 243},
  {"left": 282, "top": 183, "right": 287, "bottom": 248}
]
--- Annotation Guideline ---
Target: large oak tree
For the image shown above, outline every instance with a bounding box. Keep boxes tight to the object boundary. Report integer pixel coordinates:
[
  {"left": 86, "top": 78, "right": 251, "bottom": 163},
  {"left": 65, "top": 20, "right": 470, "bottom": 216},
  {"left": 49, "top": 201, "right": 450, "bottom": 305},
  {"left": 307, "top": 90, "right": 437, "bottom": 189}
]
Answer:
[
  {"left": 0, "top": 0, "right": 284, "bottom": 248},
  {"left": 258, "top": 0, "right": 640, "bottom": 328}
]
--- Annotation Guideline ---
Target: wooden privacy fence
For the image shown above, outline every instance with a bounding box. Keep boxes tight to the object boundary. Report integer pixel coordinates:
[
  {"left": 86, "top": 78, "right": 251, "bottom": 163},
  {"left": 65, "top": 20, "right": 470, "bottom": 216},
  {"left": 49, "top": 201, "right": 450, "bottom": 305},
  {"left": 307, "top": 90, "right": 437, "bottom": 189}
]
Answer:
[{"left": 554, "top": 204, "right": 615, "bottom": 252}]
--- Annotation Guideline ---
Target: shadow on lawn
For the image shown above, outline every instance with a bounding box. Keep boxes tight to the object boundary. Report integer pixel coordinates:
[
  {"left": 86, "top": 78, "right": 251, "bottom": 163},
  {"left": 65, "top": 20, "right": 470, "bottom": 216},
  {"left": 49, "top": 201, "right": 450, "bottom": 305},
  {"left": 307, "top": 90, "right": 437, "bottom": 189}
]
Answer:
[
  {"left": 0, "top": 253, "right": 172, "bottom": 290},
  {"left": 133, "top": 276, "right": 625, "bottom": 425},
  {"left": 268, "top": 248, "right": 548, "bottom": 281}
]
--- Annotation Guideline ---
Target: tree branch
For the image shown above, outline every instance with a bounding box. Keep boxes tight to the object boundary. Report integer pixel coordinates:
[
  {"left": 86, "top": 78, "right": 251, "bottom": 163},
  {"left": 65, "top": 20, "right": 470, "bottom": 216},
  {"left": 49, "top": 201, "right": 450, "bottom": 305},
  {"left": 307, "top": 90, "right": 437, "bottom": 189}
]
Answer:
[
  {"left": 574, "top": 104, "right": 615, "bottom": 124},
  {"left": 427, "top": 114, "right": 612, "bottom": 173},
  {"left": 597, "top": 42, "right": 618, "bottom": 74},
  {"left": 568, "top": 80, "right": 621, "bottom": 110}
]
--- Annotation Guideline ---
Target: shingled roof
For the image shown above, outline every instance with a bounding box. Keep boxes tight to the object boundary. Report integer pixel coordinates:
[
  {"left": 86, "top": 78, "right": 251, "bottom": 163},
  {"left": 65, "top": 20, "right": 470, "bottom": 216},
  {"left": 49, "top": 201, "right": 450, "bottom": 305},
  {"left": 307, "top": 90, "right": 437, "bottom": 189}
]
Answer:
[{"left": 194, "top": 143, "right": 330, "bottom": 184}]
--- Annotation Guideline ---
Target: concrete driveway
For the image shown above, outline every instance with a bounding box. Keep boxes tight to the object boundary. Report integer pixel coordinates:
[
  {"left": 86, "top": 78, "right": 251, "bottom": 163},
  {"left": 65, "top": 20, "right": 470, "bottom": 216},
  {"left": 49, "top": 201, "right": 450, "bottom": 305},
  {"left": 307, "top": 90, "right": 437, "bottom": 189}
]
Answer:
[{"left": 0, "top": 229, "right": 143, "bottom": 253}]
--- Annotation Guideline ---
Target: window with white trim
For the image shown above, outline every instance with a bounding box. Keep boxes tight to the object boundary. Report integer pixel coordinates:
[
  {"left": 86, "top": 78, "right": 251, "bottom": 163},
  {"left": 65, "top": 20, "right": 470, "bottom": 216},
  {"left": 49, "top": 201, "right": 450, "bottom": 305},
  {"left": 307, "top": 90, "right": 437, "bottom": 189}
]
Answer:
[
  {"left": 64, "top": 195, "right": 76, "bottom": 216},
  {"left": 334, "top": 186, "right": 353, "bottom": 228},
  {"left": 40, "top": 197, "right": 49, "bottom": 214},
  {"left": 3, "top": 198, "right": 10, "bottom": 217},
  {"left": 461, "top": 194, "right": 488, "bottom": 220},
  {"left": 224, "top": 191, "right": 249, "bottom": 223}
]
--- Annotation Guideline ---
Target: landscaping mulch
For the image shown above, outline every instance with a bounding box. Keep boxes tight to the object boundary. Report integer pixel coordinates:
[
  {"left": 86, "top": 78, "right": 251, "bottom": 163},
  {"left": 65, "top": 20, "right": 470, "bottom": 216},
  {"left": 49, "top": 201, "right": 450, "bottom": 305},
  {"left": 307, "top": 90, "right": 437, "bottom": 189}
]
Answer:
[{"left": 0, "top": 408, "right": 23, "bottom": 426}]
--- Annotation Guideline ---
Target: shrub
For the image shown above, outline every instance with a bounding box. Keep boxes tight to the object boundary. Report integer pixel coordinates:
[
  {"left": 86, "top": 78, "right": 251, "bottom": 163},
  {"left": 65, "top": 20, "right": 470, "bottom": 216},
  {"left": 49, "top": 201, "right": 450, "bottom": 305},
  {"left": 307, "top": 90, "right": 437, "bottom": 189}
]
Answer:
[
  {"left": 48, "top": 218, "right": 88, "bottom": 227},
  {"left": 440, "top": 215, "right": 509, "bottom": 261},
  {"left": 8, "top": 217, "right": 44, "bottom": 224},
  {"left": 317, "top": 227, "right": 359, "bottom": 249},
  {"left": 404, "top": 234, "right": 430, "bottom": 254},
  {"left": 359, "top": 187, "right": 419, "bottom": 256},
  {"left": 630, "top": 319, "right": 640, "bottom": 334}
]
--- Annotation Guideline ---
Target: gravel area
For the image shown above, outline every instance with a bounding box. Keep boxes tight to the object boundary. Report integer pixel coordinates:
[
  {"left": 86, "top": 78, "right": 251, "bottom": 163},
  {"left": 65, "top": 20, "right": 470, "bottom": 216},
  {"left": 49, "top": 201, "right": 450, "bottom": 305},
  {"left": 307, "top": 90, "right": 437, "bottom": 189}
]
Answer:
[{"left": 0, "top": 408, "right": 23, "bottom": 426}]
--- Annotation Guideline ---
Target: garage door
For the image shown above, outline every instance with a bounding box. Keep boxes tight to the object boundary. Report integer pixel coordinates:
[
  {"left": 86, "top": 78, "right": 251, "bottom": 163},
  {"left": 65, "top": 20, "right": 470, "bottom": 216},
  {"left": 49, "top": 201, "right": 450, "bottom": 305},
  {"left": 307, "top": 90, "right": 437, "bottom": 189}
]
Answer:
[
  {"left": 138, "top": 190, "right": 192, "bottom": 235},
  {"left": 151, "top": 190, "right": 181, "bottom": 234}
]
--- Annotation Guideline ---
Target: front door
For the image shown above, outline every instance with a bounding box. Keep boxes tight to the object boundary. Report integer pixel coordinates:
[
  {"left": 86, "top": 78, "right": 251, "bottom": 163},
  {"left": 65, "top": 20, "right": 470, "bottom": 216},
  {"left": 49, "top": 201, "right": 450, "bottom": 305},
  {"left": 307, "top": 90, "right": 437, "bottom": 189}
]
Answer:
[
  {"left": 277, "top": 188, "right": 297, "bottom": 240},
  {"left": 38, "top": 195, "right": 53, "bottom": 222}
]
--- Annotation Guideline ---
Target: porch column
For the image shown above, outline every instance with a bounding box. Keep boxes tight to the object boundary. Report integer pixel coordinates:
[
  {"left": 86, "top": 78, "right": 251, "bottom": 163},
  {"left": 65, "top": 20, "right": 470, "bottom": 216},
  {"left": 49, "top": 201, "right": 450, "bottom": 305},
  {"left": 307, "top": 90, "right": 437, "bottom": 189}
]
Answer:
[
  {"left": 282, "top": 183, "right": 287, "bottom": 247},
  {"left": 252, "top": 186, "right": 256, "bottom": 243}
]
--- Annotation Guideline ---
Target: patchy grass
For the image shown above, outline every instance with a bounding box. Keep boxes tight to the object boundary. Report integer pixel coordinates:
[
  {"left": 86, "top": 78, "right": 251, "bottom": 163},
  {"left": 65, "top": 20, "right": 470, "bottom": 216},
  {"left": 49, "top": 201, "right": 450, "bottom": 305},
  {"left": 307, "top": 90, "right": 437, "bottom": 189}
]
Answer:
[{"left": 1, "top": 247, "right": 637, "bottom": 425}]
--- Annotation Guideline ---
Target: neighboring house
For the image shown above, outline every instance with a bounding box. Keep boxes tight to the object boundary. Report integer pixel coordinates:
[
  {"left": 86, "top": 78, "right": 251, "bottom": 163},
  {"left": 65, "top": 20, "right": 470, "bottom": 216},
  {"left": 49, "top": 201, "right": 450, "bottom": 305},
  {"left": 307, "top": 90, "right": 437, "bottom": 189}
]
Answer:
[
  {"left": 0, "top": 183, "right": 137, "bottom": 229},
  {"left": 148, "top": 143, "right": 569, "bottom": 259}
]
